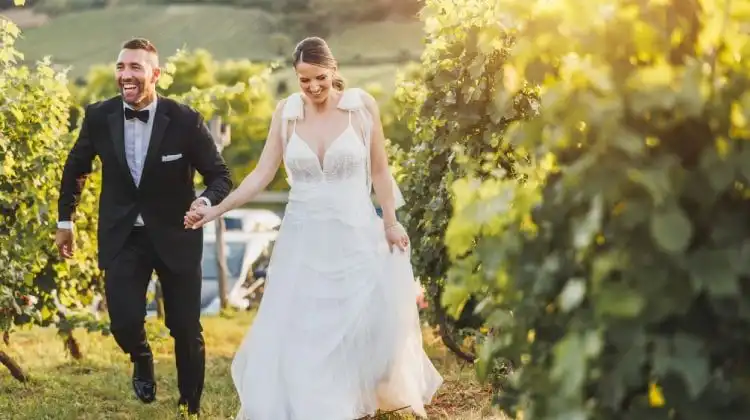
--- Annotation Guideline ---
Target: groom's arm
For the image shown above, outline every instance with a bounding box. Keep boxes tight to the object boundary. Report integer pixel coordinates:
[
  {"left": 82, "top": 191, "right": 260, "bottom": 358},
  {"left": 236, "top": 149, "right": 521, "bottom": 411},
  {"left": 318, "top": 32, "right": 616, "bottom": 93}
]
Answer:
[
  {"left": 188, "top": 112, "right": 232, "bottom": 206},
  {"left": 58, "top": 105, "right": 97, "bottom": 228}
]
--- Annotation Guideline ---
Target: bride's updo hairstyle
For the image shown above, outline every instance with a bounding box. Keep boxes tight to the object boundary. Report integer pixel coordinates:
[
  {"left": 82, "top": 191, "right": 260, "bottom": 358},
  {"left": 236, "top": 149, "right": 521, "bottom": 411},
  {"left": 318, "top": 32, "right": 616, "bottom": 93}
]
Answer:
[{"left": 292, "top": 37, "right": 345, "bottom": 91}]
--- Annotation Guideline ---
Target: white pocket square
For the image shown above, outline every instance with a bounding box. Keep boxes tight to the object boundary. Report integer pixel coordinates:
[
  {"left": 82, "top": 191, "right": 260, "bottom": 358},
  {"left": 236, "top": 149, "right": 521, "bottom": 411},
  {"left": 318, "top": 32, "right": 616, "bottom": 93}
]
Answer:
[{"left": 161, "top": 153, "right": 182, "bottom": 162}]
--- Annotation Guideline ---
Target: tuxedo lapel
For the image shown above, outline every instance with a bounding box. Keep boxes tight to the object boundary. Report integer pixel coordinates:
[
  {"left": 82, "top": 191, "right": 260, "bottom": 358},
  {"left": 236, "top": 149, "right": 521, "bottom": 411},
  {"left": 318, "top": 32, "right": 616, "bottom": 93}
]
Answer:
[
  {"left": 107, "top": 106, "right": 136, "bottom": 190},
  {"left": 141, "top": 98, "right": 170, "bottom": 183}
]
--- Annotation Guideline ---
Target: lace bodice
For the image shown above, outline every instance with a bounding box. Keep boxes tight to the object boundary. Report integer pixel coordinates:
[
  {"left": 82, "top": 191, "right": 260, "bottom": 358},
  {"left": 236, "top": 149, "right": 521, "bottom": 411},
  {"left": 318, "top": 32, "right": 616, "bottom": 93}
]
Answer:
[
  {"left": 280, "top": 88, "right": 406, "bottom": 217},
  {"left": 284, "top": 115, "right": 368, "bottom": 185}
]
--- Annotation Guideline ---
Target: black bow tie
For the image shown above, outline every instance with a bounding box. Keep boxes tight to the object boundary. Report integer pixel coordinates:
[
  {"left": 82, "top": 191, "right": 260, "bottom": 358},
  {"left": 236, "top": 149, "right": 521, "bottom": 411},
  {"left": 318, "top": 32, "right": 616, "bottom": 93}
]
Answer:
[{"left": 125, "top": 107, "right": 150, "bottom": 123}]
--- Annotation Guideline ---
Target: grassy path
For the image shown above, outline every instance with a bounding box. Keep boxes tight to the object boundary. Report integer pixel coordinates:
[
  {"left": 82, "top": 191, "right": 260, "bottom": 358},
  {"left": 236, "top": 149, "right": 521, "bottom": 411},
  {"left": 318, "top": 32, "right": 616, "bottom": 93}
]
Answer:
[{"left": 0, "top": 312, "right": 504, "bottom": 419}]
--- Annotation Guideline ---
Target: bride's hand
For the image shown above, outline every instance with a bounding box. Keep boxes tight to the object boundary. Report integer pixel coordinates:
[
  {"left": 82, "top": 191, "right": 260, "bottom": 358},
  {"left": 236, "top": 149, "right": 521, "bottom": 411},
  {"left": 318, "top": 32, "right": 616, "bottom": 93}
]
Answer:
[
  {"left": 385, "top": 222, "right": 409, "bottom": 252},
  {"left": 184, "top": 206, "right": 221, "bottom": 229},
  {"left": 416, "top": 284, "right": 428, "bottom": 309}
]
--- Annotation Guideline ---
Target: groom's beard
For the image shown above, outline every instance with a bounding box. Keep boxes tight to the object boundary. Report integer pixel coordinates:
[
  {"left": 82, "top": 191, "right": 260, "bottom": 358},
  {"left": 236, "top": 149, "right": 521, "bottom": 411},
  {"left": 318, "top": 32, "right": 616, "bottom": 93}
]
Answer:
[{"left": 120, "top": 80, "right": 154, "bottom": 109}]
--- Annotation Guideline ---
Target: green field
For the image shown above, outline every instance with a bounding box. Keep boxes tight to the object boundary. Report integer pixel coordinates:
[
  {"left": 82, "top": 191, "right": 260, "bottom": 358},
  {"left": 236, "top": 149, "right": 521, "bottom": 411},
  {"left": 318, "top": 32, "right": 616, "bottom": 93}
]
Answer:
[
  {"left": 326, "top": 20, "right": 424, "bottom": 61},
  {"left": 13, "top": 4, "right": 423, "bottom": 78},
  {"left": 0, "top": 312, "right": 504, "bottom": 419}
]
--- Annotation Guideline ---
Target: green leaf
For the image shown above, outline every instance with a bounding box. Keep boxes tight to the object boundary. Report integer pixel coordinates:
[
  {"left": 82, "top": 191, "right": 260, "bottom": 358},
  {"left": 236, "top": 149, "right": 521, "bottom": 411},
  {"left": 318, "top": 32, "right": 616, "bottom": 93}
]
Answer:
[
  {"left": 571, "top": 195, "right": 603, "bottom": 250},
  {"left": 583, "top": 329, "right": 603, "bottom": 358},
  {"left": 627, "top": 166, "right": 672, "bottom": 207},
  {"left": 551, "top": 332, "right": 586, "bottom": 397},
  {"left": 595, "top": 285, "right": 645, "bottom": 318},
  {"left": 700, "top": 146, "right": 735, "bottom": 193},
  {"left": 441, "top": 283, "right": 470, "bottom": 319},
  {"left": 676, "top": 59, "right": 705, "bottom": 118},
  {"left": 10, "top": 107, "right": 23, "bottom": 122},
  {"left": 612, "top": 129, "right": 646, "bottom": 157},
  {"left": 672, "top": 352, "right": 710, "bottom": 397},
  {"left": 559, "top": 278, "right": 586, "bottom": 312},
  {"left": 653, "top": 335, "right": 710, "bottom": 398},
  {"left": 650, "top": 205, "right": 692, "bottom": 254},
  {"left": 686, "top": 249, "right": 739, "bottom": 298},
  {"left": 591, "top": 251, "right": 625, "bottom": 288}
]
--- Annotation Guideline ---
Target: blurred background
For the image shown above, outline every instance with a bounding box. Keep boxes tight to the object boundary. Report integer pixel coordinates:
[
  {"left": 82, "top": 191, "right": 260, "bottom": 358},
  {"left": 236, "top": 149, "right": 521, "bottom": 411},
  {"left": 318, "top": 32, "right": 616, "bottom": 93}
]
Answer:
[
  {"left": 4, "top": 1, "right": 749, "bottom": 419},
  {"left": 1, "top": 0, "right": 423, "bottom": 321},
  {"left": 1, "top": 0, "right": 420, "bottom": 192}
]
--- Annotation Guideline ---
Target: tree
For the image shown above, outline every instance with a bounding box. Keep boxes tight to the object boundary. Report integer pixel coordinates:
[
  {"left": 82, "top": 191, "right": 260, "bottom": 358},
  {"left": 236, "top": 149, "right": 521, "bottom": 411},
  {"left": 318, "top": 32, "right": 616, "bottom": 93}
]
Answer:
[
  {"left": 392, "top": 0, "right": 537, "bottom": 362},
  {"left": 443, "top": 0, "right": 750, "bottom": 418},
  {"left": 0, "top": 16, "right": 104, "bottom": 381}
]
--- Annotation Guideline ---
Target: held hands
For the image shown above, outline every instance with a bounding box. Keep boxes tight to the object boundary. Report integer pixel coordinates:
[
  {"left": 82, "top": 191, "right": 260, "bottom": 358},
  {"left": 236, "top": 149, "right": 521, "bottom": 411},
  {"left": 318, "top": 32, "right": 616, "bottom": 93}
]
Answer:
[
  {"left": 385, "top": 222, "right": 409, "bottom": 253},
  {"left": 189, "top": 198, "right": 207, "bottom": 212},
  {"left": 184, "top": 199, "right": 221, "bottom": 229}
]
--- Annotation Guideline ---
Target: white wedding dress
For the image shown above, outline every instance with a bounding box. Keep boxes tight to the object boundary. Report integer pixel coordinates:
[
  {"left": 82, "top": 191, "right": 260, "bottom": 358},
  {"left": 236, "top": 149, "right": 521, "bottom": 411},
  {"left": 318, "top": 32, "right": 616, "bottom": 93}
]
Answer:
[{"left": 231, "top": 88, "right": 443, "bottom": 420}]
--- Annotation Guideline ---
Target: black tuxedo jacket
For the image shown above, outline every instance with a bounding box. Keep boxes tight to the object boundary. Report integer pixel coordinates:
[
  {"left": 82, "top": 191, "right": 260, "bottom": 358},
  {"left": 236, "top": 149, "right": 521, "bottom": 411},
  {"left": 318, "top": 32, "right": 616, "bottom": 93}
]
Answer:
[{"left": 58, "top": 95, "right": 232, "bottom": 271}]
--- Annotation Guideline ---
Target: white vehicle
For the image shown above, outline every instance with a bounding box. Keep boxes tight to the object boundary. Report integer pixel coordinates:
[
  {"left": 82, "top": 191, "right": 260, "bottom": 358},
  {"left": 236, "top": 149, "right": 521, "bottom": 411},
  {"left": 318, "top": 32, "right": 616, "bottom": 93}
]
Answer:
[
  {"left": 197, "top": 229, "right": 276, "bottom": 313},
  {"left": 207, "top": 208, "right": 281, "bottom": 234},
  {"left": 146, "top": 208, "right": 280, "bottom": 316}
]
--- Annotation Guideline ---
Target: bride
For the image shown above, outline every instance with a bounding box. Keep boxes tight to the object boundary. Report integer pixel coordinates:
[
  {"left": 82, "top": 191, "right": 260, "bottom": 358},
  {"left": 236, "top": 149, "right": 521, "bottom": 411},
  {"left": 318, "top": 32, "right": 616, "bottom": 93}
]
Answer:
[{"left": 184, "top": 36, "right": 442, "bottom": 419}]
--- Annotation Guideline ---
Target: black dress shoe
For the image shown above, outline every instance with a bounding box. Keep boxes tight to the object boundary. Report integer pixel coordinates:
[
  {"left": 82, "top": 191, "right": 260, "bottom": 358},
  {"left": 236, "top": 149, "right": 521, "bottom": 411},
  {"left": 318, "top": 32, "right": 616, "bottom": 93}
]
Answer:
[{"left": 132, "top": 353, "right": 156, "bottom": 403}]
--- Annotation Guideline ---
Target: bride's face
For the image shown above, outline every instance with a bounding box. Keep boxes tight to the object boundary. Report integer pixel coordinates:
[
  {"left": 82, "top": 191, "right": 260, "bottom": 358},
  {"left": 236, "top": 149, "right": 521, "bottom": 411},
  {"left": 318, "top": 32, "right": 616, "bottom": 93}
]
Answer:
[{"left": 295, "top": 62, "right": 334, "bottom": 104}]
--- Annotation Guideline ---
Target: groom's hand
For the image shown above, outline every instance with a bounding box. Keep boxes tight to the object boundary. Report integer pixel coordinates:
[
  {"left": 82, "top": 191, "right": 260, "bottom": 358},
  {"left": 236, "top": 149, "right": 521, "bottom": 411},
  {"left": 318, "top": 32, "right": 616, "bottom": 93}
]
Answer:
[
  {"left": 185, "top": 198, "right": 209, "bottom": 228},
  {"left": 55, "top": 228, "right": 75, "bottom": 259},
  {"left": 189, "top": 197, "right": 209, "bottom": 211}
]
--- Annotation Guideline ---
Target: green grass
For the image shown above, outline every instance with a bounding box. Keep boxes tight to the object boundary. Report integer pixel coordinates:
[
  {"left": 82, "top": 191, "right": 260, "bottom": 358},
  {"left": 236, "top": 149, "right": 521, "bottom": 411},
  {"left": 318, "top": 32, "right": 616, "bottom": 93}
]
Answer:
[
  {"left": 13, "top": 4, "right": 424, "bottom": 78},
  {"left": 0, "top": 311, "right": 505, "bottom": 419}
]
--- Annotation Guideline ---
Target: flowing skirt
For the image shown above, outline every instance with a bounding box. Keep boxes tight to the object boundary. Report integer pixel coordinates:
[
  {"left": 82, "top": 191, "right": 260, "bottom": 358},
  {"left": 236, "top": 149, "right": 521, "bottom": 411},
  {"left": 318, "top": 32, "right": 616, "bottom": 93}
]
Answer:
[{"left": 231, "top": 189, "right": 442, "bottom": 420}]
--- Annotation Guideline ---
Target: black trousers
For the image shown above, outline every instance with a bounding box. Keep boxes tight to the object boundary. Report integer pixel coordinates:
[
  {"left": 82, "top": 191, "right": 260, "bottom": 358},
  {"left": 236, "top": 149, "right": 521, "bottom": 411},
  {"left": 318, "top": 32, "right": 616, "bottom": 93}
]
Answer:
[{"left": 104, "top": 226, "right": 205, "bottom": 406}]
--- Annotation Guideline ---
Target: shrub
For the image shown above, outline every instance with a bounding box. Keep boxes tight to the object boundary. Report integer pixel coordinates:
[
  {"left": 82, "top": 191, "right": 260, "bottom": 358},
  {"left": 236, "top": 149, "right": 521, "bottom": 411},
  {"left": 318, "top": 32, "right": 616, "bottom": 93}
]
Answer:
[
  {"left": 393, "top": 0, "right": 537, "bottom": 361},
  {"left": 0, "top": 17, "right": 103, "bottom": 380},
  {"left": 444, "top": 0, "right": 750, "bottom": 418}
]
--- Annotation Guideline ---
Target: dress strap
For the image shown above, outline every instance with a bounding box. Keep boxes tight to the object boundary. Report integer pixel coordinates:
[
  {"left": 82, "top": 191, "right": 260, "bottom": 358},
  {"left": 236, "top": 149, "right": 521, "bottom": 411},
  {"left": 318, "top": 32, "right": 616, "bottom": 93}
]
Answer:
[
  {"left": 280, "top": 93, "right": 305, "bottom": 186},
  {"left": 281, "top": 93, "right": 304, "bottom": 146},
  {"left": 337, "top": 88, "right": 405, "bottom": 209}
]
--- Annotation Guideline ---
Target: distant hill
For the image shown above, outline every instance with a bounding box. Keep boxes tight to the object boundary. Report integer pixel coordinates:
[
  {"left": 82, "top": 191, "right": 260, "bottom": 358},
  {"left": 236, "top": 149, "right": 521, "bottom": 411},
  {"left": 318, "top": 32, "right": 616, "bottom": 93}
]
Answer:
[
  {"left": 1, "top": 7, "right": 49, "bottom": 28},
  {"left": 9, "top": 4, "right": 423, "bottom": 79}
]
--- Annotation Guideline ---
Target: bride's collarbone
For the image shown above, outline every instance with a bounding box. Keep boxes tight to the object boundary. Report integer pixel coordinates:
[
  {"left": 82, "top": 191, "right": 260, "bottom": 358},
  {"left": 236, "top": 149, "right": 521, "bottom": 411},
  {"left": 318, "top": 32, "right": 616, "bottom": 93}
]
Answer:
[{"left": 294, "top": 119, "right": 352, "bottom": 146}]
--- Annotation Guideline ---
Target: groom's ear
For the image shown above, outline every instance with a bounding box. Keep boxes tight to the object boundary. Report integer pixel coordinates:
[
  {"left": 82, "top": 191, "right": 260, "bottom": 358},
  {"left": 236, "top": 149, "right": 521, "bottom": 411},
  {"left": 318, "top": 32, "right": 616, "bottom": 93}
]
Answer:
[{"left": 151, "top": 66, "right": 161, "bottom": 83}]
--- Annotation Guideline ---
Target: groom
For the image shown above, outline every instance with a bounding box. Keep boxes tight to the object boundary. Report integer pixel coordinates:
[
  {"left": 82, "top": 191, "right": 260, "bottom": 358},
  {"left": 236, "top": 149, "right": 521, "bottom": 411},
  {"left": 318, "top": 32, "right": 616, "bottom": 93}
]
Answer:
[{"left": 55, "top": 38, "right": 231, "bottom": 418}]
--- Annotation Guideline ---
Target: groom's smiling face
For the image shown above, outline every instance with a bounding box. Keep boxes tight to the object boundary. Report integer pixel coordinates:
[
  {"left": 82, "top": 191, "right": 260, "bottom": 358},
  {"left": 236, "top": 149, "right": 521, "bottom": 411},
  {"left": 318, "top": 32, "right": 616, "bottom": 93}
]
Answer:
[{"left": 115, "top": 48, "right": 160, "bottom": 109}]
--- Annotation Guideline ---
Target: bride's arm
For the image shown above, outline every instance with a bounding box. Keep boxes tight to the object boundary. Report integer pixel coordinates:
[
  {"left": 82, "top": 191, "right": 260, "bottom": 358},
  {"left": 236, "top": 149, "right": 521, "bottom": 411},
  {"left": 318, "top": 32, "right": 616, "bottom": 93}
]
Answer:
[
  {"left": 362, "top": 92, "right": 398, "bottom": 228},
  {"left": 208, "top": 100, "right": 286, "bottom": 215}
]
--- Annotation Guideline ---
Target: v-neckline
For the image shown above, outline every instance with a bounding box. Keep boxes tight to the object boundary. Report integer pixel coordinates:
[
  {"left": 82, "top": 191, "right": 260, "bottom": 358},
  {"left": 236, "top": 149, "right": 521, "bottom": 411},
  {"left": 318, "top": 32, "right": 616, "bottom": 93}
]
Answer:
[{"left": 292, "top": 124, "right": 353, "bottom": 172}]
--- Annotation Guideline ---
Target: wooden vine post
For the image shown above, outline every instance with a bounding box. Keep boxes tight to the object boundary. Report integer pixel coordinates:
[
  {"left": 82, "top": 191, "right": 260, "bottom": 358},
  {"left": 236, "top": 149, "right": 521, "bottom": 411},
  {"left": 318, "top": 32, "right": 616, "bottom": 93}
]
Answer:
[{"left": 209, "top": 116, "right": 232, "bottom": 310}]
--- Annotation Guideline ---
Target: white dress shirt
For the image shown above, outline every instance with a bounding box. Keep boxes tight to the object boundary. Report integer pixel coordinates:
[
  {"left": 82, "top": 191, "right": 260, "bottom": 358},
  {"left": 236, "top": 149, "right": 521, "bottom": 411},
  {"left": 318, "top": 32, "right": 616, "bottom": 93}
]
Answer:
[{"left": 126, "top": 97, "right": 157, "bottom": 226}]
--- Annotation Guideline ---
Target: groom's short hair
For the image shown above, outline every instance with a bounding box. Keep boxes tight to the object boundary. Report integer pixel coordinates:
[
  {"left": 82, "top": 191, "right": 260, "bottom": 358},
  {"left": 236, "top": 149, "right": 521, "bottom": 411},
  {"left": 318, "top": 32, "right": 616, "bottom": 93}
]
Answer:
[{"left": 121, "top": 38, "right": 158, "bottom": 66}]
